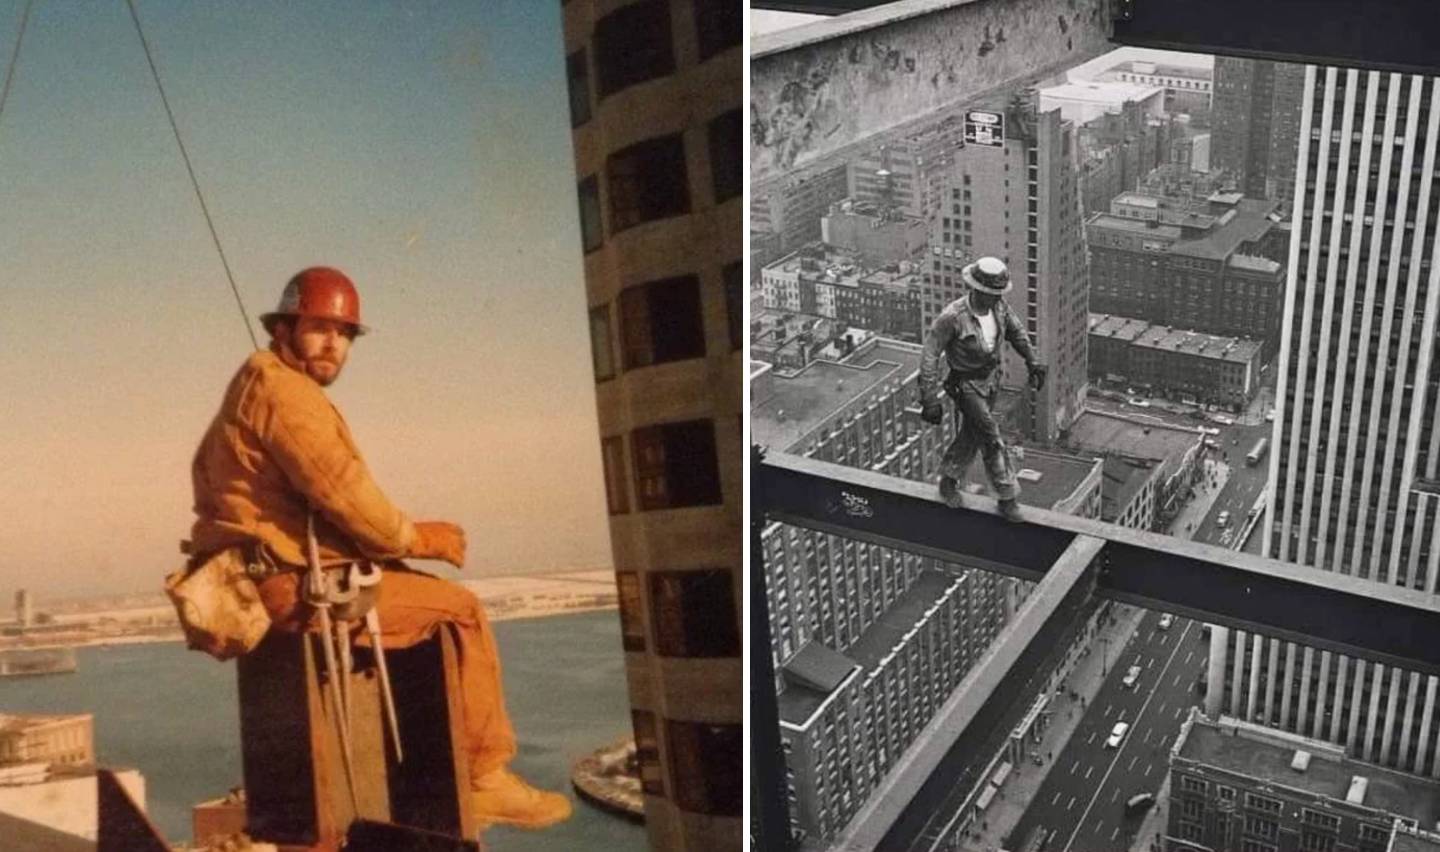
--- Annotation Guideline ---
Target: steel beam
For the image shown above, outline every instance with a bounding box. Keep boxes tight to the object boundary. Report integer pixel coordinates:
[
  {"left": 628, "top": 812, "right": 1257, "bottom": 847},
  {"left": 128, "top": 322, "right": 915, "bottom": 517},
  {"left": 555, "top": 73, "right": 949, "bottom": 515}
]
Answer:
[
  {"left": 756, "top": 451, "right": 1440, "bottom": 676},
  {"left": 750, "top": 0, "right": 1119, "bottom": 185},
  {"left": 1112, "top": 0, "right": 1440, "bottom": 77}
]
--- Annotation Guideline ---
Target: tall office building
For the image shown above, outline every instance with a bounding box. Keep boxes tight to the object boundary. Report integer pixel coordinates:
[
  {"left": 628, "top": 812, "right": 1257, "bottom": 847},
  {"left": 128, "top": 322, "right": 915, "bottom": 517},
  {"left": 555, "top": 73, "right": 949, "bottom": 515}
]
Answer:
[
  {"left": 1211, "top": 57, "right": 1306, "bottom": 202},
  {"left": 752, "top": 162, "right": 853, "bottom": 256},
  {"left": 923, "top": 92, "right": 1089, "bottom": 445},
  {"left": 1208, "top": 66, "right": 1440, "bottom": 776},
  {"left": 562, "top": 2, "right": 742, "bottom": 848}
]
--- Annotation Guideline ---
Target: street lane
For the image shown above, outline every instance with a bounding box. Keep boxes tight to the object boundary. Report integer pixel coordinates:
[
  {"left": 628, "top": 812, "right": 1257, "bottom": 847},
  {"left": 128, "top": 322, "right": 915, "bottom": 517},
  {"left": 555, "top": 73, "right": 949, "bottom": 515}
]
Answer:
[{"left": 1002, "top": 612, "right": 1208, "bottom": 852}]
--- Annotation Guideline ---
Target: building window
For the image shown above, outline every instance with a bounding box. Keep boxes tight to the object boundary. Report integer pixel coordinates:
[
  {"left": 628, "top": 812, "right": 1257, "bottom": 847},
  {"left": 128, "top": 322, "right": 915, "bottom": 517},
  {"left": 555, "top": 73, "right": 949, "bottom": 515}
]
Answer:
[
  {"left": 724, "top": 261, "right": 742, "bottom": 350},
  {"left": 607, "top": 133, "right": 691, "bottom": 232},
  {"left": 1300, "top": 831, "right": 1336, "bottom": 852},
  {"left": 1245, "top": 815, "right": 1279, "bottom": 840},
  {"left": 616, "top": 571, "right": 646, "bottom": 651},
  {"left": 566, "top": 49, "right": 591, "bottom": 127},
  {"left": 594, "top": 0, "right": 674, "bottom": 98},
  {"left": 651, "top": 569, "right": 739, "bottom": 658},
  {"left": 601, "top": 436, "right": 630, "bottom": 515},
  {"left": 589, "top": 305, "right": 615, "bottom": 381},
  {"left": 694, "top": 0, "right": 742, "bottom": 61},
  {"left": 632, "top": 419, "right": 723, "bottom": 510},
  {"left": 666, "top": 719, "right": 741, "bottom": 816},
  {"left": 709, "top": 108, "right": 742, "bottom": 203},
  {"left": 577, "top": 175, "right": 603, "bottom": 253},
  {"left": 632, "top": 710, "right": 665, "bottom": 796},
  {"left": 620, "top": 275, "right": 705, "bottom": 370}
]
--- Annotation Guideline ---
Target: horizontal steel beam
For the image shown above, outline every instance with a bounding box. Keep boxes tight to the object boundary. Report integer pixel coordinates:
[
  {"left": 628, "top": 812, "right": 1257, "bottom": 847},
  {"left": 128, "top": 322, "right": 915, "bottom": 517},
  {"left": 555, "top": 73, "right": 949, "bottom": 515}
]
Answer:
[
  {"left": 1112, "top": 0, "right": 1440, "bottom": 76},
  {"left": 755, "top": 451, "right": 1440, "bottom": 676}
]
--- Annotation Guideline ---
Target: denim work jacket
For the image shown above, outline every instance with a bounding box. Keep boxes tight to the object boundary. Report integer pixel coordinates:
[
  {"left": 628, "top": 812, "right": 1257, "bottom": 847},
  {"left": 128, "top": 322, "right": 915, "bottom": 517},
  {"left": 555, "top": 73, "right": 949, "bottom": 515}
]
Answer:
[{"left": 918, "top": 295, "right": 1037, "bottom": 406}]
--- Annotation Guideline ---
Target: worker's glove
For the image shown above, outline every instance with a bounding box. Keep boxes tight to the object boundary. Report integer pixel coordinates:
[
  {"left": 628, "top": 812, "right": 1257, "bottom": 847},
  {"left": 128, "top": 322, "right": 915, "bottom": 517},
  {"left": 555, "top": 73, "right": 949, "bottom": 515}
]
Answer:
[
  {"left": 1028, "top": 362, "right": 1048, "bottom": 391},
  {"left": 920, "top": 401, "right": 945, "bottom": 426},
  {"left": 411, "top": 521, "right": 467, "bottom": 568}
]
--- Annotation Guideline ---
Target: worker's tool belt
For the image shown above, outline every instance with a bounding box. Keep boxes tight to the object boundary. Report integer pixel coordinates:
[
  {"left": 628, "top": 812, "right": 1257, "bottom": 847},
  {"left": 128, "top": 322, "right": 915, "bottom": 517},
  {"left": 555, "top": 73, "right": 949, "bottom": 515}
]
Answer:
[
  {"left": 306, "top": 562, "right": 380, "bottom": 624},
  {"left": 164, "top": 544, "right": 273, "bottom": 662},
  {"left": 943, "top": 366, "right": 996, "bottom": 397}
]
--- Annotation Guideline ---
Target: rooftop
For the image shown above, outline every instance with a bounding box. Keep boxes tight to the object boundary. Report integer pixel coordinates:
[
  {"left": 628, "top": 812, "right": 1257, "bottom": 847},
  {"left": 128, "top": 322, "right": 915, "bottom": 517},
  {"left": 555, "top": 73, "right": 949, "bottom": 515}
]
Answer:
[
  {"left": 1087, "top": 213, "right": 1183, "bottom": 239},
  {"left": 1132, "top": 325, "right": 1263, "bottom": 364},
  {"left": 1040, "top": 80, "right": 1164, "bottom": 106},
  {"left": 1099, "top": 455, "right": 1160, "bottom": 523},
  {"left": 1228, "top": 253, "right": 1283, "bottom": 274},
  {"left": 751, "top": 338, "right": 923, "bottom": 453},
  {"left": 778, "top": 643, "right": 861, "bottom": 727},
  {"left": 961, "top": 446, "right": 1099, "bottom": 511},
  {"left": 1169, "top": 197, "right": 1280, "bottom": 260},
  {"left": 1089, "top": 313, "right": 1152, "bottom": 343},
  {"left": 1178, "top": 713, "right": 1440, "bottom": 828},
  {"left": 1106, "top": 60, "right": 1212, "bottom": 80},
  {"left": 1068, "top": 409, "right": 1203, "bottom": 479}
]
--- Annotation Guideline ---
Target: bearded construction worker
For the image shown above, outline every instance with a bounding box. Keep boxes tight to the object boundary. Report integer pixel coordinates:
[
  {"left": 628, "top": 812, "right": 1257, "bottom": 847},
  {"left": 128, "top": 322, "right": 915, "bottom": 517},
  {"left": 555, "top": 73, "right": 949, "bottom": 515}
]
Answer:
[
  {"left": 918, "top": 256, "right": 1047, "bottom": 522},
  {"left": 187, "top": 267, "right": 571, "bottom": 830}
]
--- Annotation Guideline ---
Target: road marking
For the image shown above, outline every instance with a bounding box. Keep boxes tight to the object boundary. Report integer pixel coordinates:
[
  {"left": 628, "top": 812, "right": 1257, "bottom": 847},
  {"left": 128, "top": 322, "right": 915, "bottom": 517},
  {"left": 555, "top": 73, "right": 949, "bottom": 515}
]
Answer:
[
  {"left": 1087, "top": 732, "right": 1095, "bottom": 745},
  {"left": 1143, "top": 730, "right": 1150, "bottom": 744},
  {"left": 1061, "top": 619, "right": 1196, "bottom": 852},
  {"left": 1085, "top": 765, "right": 1094, "bottom": 780},
  {"left": 1175, "top": 706, "right": 1182, "bottom": 719},
  {"left": 1104, "top": 703, "right": 1113, "bottom": 716},
  {"left": 1071, "top": 759, "right": 1079, "bottom": 774},
  {"left": 1111, "top": 826, "right": 1120, "bottom": 841},
  {"left": 1128, "top": 755, "right": 1137, "bottom": 771},
  {"left": 1145, "top": 763, "right": 1153, "bottom": 777},
  {"left": 1111, "top": 788, "right": 1120, "bottom": 802},
  {"left": 1053, "top": 791, "right": 1062, "bottom": 806},
  {"left": 1160, "top": 735, "right": 1169, "bottom": 749},
  {"left": 1173, "top": 673, "right": 1183, "bottom": 687},
  {"left": 1068, "top": 795, "right": 1076, "bottom": 811},
  {"left": 1159, "top": 701, "right": 1168, "bottom": 716}
]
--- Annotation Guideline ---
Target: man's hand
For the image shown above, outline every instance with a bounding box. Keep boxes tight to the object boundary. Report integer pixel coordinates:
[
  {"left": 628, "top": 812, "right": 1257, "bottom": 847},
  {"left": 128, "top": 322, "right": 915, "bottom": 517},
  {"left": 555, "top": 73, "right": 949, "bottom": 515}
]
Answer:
[
  {"left": 920, "top": 401, "right": 945, "bottom": 425},
  {"left": 411, "top": 521, "right": 467, "bottom": 568},
  {"left": 1028, "top": 362, "right": 1048, "bottom": 391}
]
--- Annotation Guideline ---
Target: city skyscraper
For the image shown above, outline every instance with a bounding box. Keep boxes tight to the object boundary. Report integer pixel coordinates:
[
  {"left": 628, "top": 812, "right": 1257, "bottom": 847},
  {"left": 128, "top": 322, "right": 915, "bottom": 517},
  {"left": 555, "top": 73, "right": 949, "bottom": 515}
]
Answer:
[
  {"left": 1209, "top": 66, "right": 1440, "bottom": 775},
  {"left": 562, "top": 2, "right": 742, "bottom": 847},
  {"left": 1211, "top": 57, "right": 1306, "bottom": 202},
  {"left": 923, "top": 92, "right": 1090, "bottom": 445}
]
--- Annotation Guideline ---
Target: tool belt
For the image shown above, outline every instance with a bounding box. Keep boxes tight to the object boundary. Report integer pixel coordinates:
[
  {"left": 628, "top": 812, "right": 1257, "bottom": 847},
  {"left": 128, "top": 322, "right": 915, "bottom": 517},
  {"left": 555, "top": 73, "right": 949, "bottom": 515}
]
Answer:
[
  {"left": 943, "top": 364, "right": 997, "bottom": 398},
  {"left": 167, "top": 541, "right": 275, "bottom": 662}
]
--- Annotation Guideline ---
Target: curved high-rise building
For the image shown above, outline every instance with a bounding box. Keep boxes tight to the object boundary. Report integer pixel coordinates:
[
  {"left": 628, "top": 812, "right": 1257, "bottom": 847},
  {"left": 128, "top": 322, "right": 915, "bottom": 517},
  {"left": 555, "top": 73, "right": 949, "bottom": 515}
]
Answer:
[{"left": 560, "top": 2, "right": 742, "bottom": 849}]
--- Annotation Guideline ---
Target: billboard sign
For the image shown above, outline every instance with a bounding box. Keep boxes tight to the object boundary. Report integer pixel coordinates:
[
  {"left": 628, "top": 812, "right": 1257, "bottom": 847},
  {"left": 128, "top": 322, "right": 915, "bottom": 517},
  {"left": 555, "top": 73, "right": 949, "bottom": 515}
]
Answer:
[{"left": 964, "top": 109, "right": 1005, "bottom": 147}]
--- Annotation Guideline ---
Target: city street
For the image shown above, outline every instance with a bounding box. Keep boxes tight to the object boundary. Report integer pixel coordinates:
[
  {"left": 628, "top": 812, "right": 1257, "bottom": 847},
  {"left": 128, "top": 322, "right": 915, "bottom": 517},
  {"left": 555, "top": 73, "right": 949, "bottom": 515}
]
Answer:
[{"left": 1003, "top": 613, "right": 1207, "bottom": 852}]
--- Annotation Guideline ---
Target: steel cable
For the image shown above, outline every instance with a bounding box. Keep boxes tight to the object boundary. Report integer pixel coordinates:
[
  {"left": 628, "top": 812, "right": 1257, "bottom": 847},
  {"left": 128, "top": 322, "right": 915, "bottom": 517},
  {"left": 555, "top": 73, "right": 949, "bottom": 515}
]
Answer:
[{"left": 123, "top": 0, "right": 259, "bottom": 349}]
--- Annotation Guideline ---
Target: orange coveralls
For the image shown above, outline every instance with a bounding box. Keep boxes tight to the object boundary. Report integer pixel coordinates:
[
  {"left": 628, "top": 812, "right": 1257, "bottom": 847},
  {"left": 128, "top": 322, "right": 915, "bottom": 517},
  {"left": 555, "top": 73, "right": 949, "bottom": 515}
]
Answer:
[{"left": 189, "top": 349, "right": 516, "bottom": 779}]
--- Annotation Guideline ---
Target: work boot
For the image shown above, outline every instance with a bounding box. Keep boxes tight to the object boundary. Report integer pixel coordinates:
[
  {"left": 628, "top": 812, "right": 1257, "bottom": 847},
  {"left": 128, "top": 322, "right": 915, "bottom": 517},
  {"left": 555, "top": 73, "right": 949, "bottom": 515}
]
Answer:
[
  {"left": 998, "top": 498, "right": 1024, "bottom": 523},
  {"left": 939, "top": 475, "right": 964, "bottom": 509},
  {"left": 470, "top": 768, "right": 573, "bottom": 830}
]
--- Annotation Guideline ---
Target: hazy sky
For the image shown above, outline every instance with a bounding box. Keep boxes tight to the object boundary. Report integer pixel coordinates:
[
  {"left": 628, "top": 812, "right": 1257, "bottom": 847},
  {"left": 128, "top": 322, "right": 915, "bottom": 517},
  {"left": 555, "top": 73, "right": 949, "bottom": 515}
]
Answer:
[{"left": 0, "top": 2, "right": 611, "bottom": 600}]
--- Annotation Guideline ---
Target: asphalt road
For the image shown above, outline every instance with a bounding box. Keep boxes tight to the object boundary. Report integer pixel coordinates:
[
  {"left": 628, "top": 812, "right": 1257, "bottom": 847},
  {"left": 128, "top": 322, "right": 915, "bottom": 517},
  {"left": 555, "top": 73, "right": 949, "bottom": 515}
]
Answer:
[{"left": 1003, "top": 611, "right": 1209, "bottom": 852}]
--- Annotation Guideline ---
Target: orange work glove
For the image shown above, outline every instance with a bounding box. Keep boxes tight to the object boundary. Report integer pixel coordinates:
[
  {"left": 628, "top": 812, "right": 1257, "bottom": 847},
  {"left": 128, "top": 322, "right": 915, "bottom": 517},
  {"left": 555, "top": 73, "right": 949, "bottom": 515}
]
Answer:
[{"left": 411, "top": 521, "right": 467, "bottom": 568}]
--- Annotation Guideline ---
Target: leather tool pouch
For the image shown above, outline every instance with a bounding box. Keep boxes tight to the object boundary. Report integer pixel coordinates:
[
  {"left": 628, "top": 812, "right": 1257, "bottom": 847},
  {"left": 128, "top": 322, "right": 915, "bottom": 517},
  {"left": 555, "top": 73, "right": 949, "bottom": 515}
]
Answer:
[{"left": 165, "top": 544, "right": 274, "bottom": 661}]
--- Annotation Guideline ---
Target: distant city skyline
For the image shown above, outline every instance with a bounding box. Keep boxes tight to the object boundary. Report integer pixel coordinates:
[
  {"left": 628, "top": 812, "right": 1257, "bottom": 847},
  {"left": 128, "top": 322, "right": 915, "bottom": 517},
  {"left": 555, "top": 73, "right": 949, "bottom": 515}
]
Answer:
[{"left": 0, "top": 2, "right": 611, "bottom": 599}]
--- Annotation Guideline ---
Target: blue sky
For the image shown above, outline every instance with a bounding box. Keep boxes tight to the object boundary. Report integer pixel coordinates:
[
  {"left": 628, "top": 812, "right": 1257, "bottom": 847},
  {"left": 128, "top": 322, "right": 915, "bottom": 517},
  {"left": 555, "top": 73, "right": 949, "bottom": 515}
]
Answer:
[{"left": 0, "top": 1, "right": 610, "bottom": 598}]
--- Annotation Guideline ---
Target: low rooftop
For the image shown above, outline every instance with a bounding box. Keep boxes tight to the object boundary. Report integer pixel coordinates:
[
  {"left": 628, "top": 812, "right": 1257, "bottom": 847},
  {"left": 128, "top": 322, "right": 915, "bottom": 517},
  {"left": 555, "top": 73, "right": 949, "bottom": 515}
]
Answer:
[
  {"left": 1132, "top": 325, "right": 1263, "bottom": 364},
  {"left": 847, "top": 570, "right": 960, "bottom": 671},
  {"left": 751, "top": 338, "right": 923, "bottom": 453},
  {"left": 1068, "top": 409, "right": 1202, "bottom": 479},
  {"left": 1178, "top": 713, "right": 1440, "bottom": 829},
  {"left": 961, "top": 446, "right": 1099, "bottom": 512},
  {"left": 1169, "top": 197, "right": 1280, "bottom": 260},
  {"left": 1090, "top": 313, "right": 1152, "bottom": 343}
]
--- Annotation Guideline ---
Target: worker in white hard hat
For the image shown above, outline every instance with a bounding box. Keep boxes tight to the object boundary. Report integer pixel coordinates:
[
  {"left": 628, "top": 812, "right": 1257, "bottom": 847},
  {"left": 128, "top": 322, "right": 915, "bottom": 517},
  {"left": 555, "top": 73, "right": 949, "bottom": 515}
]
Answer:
[{"left": 918, "top": 257, "right": 1048, "bottom": 522}]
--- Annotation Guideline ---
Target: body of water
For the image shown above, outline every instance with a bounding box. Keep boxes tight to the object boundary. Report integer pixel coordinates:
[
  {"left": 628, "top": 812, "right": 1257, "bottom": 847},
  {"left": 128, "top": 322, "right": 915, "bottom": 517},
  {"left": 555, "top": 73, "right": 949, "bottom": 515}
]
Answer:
[{"left": 0, "top": 609, "right": 646, "bottom": 850}]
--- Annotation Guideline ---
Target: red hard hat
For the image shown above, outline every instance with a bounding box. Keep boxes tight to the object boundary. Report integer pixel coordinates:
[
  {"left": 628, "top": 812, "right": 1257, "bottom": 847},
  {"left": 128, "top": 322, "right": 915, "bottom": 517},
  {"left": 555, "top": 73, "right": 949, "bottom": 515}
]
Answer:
[{"left": 260, "top": 267, "right": 369, "bottom": 336}]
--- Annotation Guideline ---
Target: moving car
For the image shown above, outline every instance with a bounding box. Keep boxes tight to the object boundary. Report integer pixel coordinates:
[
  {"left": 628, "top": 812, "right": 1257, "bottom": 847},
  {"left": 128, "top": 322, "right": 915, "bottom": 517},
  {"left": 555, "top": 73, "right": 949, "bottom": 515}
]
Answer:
[
  {"left": 1106, "top": 721, "right": 1130, "bottom": 748},
  {"left": 1123, "top": 665, "right": 1141, "bottom": 688},
  {"left": 1217, "top": 510, "right": 1231, "bottom": 527},
  {"left": 1159, "top": 613, "right": 1174, "bottom": 630},
  {"left": 1124, "top": 793, "right": 1156, "bottom": 815}
]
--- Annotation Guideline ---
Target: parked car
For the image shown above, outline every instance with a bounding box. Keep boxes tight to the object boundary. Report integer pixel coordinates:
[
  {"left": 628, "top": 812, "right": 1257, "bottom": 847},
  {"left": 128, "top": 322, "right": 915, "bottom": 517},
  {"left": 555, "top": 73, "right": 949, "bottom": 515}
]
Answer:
[
  {"left": 1123, "top": 665, "right": 1141, "bottom": 688},
  {"left": 1128, "top": 397, "right": 1151, "bottom": 408},
  {"left": 1211, "top": 414, "right": 1235, "bottom": 425},
  {"left": 1106, "top": 721, "right": 1130, "bottom": 748},
  {"left": 1124, "top": 793, "right": 1156, "bottom": 815},
  {"left": 1265, "top": 408, "right": 1276, "bottom": 422},
  {"left": 1159, "top": 613, "right": 1174, "bottom": 630}
]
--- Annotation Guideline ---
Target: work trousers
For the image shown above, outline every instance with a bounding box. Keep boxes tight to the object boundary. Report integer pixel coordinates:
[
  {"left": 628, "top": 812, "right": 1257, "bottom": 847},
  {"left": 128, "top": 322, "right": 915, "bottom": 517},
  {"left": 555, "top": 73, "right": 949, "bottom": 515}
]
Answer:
[
  {"left": 256, "top": 564, "right": 517, "bottom": 784},
  {"left": 941, "top": 378, "right": 1020, "bottom": 501}
]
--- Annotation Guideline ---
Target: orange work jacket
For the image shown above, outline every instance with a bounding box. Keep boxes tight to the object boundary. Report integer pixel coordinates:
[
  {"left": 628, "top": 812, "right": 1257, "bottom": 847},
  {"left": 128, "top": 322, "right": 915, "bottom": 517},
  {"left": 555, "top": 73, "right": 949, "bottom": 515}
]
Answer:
[{"left": 188, "top": 350, "right": 416, "bottom": 568}]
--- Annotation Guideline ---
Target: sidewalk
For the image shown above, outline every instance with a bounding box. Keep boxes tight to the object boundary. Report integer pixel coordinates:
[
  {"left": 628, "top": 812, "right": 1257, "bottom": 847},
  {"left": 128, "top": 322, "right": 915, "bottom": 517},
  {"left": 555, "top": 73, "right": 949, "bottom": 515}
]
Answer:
[
  {"left": 1127, "top": 773, "right": 1172, "bottom": 852},
  {"left": 956, "top": 603, "right": 1148, "bottom": 852}
]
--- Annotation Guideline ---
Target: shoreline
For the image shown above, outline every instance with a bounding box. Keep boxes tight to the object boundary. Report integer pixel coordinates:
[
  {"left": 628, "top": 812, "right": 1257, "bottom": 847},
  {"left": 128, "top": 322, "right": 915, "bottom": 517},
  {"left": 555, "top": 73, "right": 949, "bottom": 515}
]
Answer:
[{"left": 0, "top": 603, "right": 619, "bottom": 653}]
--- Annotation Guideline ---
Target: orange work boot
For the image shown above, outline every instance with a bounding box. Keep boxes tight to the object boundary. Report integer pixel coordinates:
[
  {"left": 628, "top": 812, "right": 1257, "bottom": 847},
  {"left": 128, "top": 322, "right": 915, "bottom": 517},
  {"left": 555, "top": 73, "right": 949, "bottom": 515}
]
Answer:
[{"left": 471, "top": 768, "right": 573, "bottom": 830}]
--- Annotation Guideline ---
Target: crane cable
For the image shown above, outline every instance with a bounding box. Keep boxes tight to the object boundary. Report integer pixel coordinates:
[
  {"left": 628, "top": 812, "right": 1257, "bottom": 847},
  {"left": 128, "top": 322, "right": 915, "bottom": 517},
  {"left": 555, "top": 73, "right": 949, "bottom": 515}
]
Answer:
[
  {"left": 123, "top": 0, "right": 259, "bottom": 349},
  {"left": 0, "top": 0, "right": 35, "bottom": 132}
]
